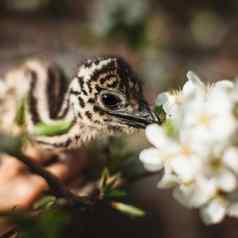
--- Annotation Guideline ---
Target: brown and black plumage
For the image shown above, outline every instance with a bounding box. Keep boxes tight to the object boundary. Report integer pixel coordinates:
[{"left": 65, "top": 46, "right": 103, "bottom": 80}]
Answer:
[{"left": 0, "top": 56, "right": 158, "bottom": 150}]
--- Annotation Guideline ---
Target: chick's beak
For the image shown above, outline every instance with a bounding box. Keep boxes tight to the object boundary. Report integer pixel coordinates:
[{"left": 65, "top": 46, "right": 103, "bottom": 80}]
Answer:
[
  {"left": 127, "top": 101, "right": 159, "bottom": 128},
  {"left": 108, "top": 101, "right": 159, "bottom": 129}
]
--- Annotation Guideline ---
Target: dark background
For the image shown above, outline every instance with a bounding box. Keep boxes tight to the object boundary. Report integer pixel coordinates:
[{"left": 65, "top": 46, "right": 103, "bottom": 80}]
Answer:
[{"left": 1, "top": 0, "right": 238, "bottom": 237}]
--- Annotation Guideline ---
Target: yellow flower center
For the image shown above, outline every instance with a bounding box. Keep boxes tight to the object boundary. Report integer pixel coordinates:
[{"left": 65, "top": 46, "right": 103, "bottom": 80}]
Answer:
[
  {"left": 181, "top": 145, "right": 192, "bottom": 157},
  {"left": 199, "top": 113, "right": 213, "bottom": 126},
  {"left": 209, "top": 158, "right": 222, "bottom": 171}
]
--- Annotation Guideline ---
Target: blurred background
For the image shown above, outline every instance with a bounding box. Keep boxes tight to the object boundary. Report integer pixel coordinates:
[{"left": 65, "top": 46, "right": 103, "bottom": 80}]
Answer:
[{"left": 1, "top": 0, "right": 238, "bottom": 237}]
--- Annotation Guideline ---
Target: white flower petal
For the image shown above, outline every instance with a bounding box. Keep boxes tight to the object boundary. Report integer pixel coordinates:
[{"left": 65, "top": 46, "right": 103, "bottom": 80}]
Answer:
[
  {"left": 213, "top": 80, "right": 234, "bottom": 91},
  {"left": 156, "top": 92, "right": 171, "bottom": 106},
  {"left": 157, "top": 167, "right": 178, "bottom": 188},
  {"left": 139, "top": 148, "right": 163, "bottom": 172},
  {"left": 185, "top": 71, "right": 205, "bottom": 91},
  {"left": 182, "top": 79, "right": 196, "bottom": 97},
  {"left": 227, "top": 203, "right": 238, "bottom": 218},
  {"left": 156, "top": 92, "right": 177, "bottom": 117},
  {"left": 224, "top": 147, "right": 238, "bottom": 174},
  {"left": 215, "top": 169, "right": 237, "bottom": 192},
  {"left": 200, "top": 198, "right": 227, "bottom": 225},
  {"left": 141, "top": 72, "right": 238, "bottom": 225},
  {"left": 173, "top": 177, "right": 216, "bottom": 208},
  {"left": 170, "top": 157, "right": 197, "bottom": 183},
  {"left": 210, "top": 115, "right": 235, "bottom": 142},
  {"left": 180, "top": 128, "right": 211, "bottom": 158},
  {"left": 145, "top": 124, "right": 169, "bottom": 148}
]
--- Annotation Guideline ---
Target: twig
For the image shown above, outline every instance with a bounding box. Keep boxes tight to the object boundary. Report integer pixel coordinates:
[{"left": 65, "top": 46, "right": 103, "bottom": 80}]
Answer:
[
  {"left": 1, "top": 226, "right": 17, "bottom": 238},
  {"left": 19, "top": 153, "right": 88, "bottom": 207},
  {"left": 0, "top": 135, "right": 89, "bottom": 208}
]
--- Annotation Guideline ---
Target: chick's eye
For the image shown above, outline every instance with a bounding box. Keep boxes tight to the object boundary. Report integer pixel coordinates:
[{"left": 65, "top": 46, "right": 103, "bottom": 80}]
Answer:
[{"left": 101, "top": 93, "right": 122, "bottom": 109}]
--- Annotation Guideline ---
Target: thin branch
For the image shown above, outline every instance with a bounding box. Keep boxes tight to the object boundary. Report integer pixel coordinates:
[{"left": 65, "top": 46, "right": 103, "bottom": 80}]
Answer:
[
  {"left": 19, "top": 153, "right": 88, "bottom": 207},
  {"left": 0, "top": 135, "right": 89, "bottom": 208},
  {"left": 1, "top": 227, "right": 17, "bottom": 238}
]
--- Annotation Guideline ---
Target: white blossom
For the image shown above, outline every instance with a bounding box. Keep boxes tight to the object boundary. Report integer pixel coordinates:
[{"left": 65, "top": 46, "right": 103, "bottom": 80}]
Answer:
[
  {"left": 200, "top": 197, "right": 227, "bottom": 224},
  {"left": 140, "top": 71, "right": 238, "bottom": 224},
  {"left": 139, "top": 148, "right": 163, "bottom": 172},
  {"left": 173, "top": 176, "right": 216, "bottom": 208},
  {"left": 223, "top": 147, "right": 238, "bottom": 173}
]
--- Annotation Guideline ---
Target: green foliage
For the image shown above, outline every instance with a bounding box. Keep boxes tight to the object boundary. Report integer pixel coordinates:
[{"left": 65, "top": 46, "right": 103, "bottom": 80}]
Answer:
[
  {"left": 99, "top": 169, "right": 145, "bottom": 218},
  {"left": 34, "top": 196, "right": 57, "bottom": 210},
  {"left": 99, "top": 168, "right": 127, "bottom": 199},
  {"left": 154, "top": 105, "right": 166, "bottom": 124},
  {"left": 15, "top": 97, "right": 74, "bottom": 137},
  {"left": 163, "top": 119, "right": 178, "bottom": 137},
  {"left": 4, "top": 208, "right": 70, "bottom": 238},
  {"left": 32, "top": 120, "right": 73, "bottom": 137},
  {"left": 36, "top": 208, "right": 70, "bottom": 238},
  {"left": 104, "top": 189, "right": 127, "bottom": 199},
  {"left": 0, "top": 135, "right": 23, "bottom": 155},
  {"left": 99, "top": 168, "right": 110, "bottom": 190},
  {"left": 111, "top": 202, "right": 145, "bottom": 218},
  {"left": 15, "top": 97, "right": 26, "bottom": 126}
]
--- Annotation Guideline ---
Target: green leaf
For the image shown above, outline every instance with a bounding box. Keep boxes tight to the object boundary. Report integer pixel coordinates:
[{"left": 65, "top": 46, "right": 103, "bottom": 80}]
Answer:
[
  {"left": 111, "top": 202, "right": 145, "bottom": 218},
  {"left": 163, "top": 119, "right": 177, "bottom": 137},
  {"left": 154, "top": 105, "right": 166, "bottom": 124},
  {"left": 99, "top": 168, "right": 110, "bottom": 191},
  {"left": 32, "top": 120, "right": 73, "bottom": 137},
  {"left": 104, "top": 189, "right": 127, "bottom": 199},
  {"left": 34, "top": 196, "right": 56, "bottom": 210},
  {"left": 15, "top": 97, "right": 26, "bottom": 126},
  {"left": 38, "top": 208, "right": 70, "bottom": 238}
]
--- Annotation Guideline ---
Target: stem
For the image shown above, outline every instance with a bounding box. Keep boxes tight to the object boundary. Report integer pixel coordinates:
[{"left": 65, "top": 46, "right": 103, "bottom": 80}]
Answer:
[
  {"left": 1, "top": 227, "right": 17, "bottom": 238},
  {"left": 0, "top": 135, "right": 88, "bottom": 208},
  {"left": 19, "top": 153, "right": 85, "bottom": 206}
]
